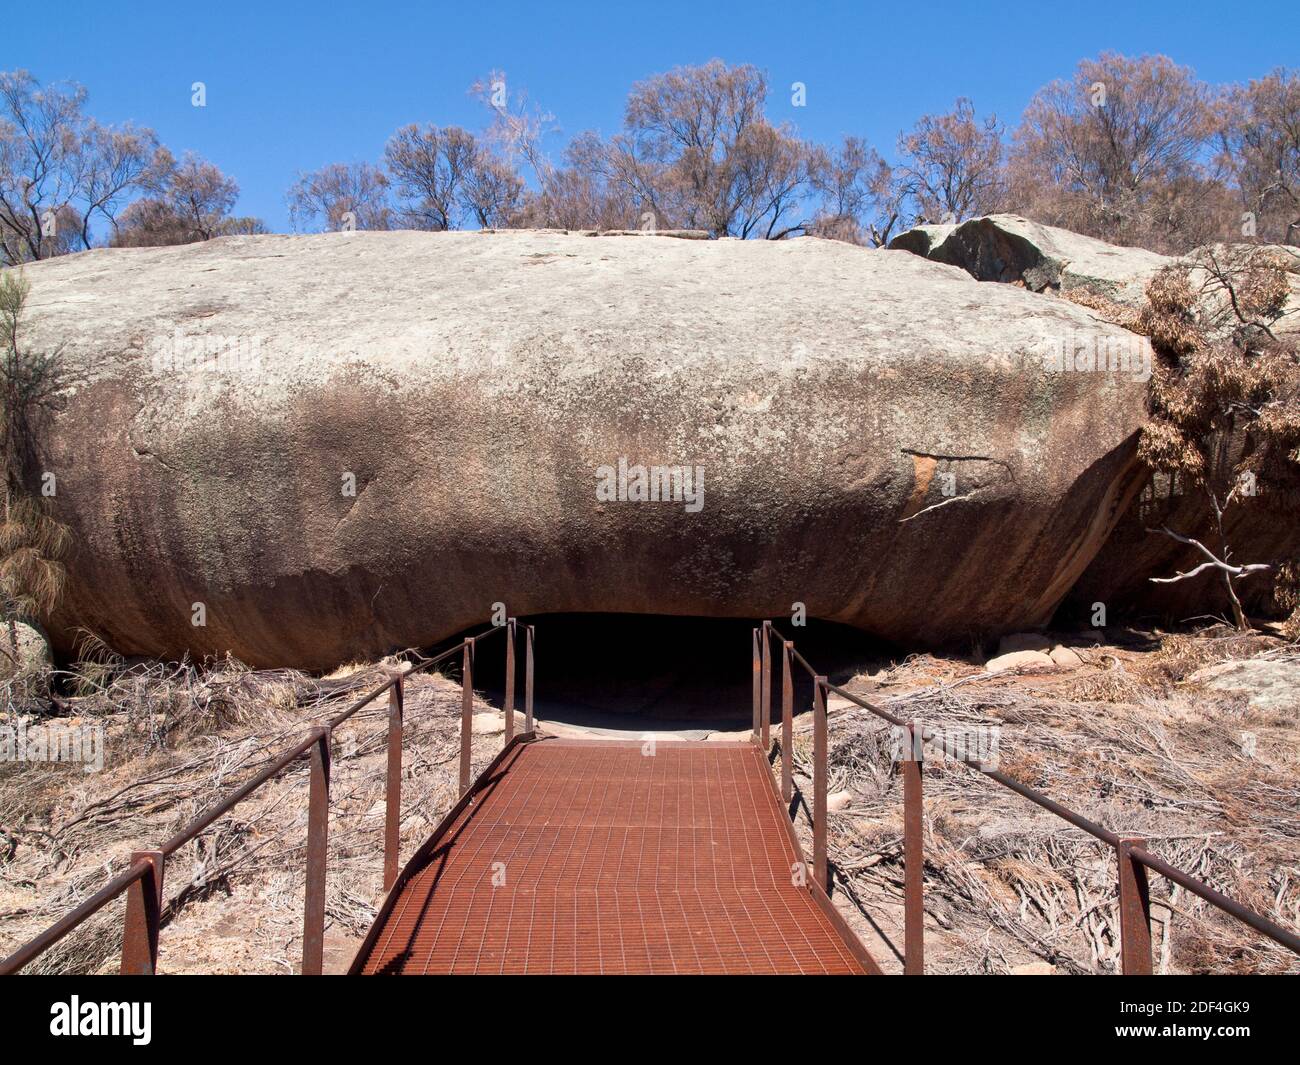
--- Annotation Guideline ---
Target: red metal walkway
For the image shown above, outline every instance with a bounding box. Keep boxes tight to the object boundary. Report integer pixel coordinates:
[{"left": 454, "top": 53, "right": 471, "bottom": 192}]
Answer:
[{"left": 351, "top": 738, "right": 877, "bottom": 974}]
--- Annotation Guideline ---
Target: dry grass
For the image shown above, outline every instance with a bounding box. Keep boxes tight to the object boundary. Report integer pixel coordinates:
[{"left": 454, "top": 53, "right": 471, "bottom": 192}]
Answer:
[
  {"left": 3, "top": 625, "right": 1296, "bottom": 976},
  {"left": 783, "top": 625, "right": 1300, "bottom": 975},
  {"left": 0, "top": 652, "right": 503, "bottom": 974}
]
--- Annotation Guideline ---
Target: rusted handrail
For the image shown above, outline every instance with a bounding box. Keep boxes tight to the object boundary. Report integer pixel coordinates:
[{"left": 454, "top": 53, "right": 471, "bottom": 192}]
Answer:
[
  {"left": 753, "top": 619, "right": 1300, "bottom": 974},
  {"left": 0, "top": 616, "right": 535, "bottom": 976},
  {"left": 1129, "top": 844, "right": 1300, "bottom": 956},
  {"left": 0, "top": 860, "right": 152, "bottom": 975}
]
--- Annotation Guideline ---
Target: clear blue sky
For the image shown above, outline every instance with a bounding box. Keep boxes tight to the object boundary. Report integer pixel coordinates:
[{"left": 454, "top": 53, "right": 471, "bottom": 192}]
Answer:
[{"left": 4, "top": 0, "right": 1298, "bottom": 231}]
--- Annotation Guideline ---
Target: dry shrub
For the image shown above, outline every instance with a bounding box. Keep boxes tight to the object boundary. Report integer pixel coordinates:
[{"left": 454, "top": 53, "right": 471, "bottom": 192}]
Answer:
[
  {"left": 1062, "top": 287, "right": 1141, "bottom": 330},
  {"left": 1063, "top": 660, "right": 1151, "bottom": 702},
  {"left": 1272, "top": 560, "right": 1300, "bottom": 639},
  {"left": 1146, "top": 626, "right": 1279, "bottom": 683},
  {"left": 1140, "top": 253, "right": 1298, "bottom": 458},
  {"left": 0, "top": 494, "right": 69, "bottom": 620},
  {"left": 1128, "top": 247, "right": 1300, "bottom": 629},
  {"left": 0, "top": 658, "right": 483, "bottom": 974},
  {"left": 62, "top": 635, "right": 336, "bottom": 753},
  {"left": 1135, "top": 417, "right": 1204, "bottom": 479},
  {"left": 808, "top": 625, "right": 1300, "bottom": 975},
  {"left": 1135, "top": 267, "right": 1201, "bottom": 355},
  {"left": 993, "top": 748, "right": 1045, "bottom": 787}
]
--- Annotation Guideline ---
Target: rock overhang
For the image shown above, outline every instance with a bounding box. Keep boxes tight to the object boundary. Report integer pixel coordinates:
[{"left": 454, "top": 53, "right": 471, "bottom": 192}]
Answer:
[{"left": 16, "top": 230, "right": 1155, "bottom": 668}]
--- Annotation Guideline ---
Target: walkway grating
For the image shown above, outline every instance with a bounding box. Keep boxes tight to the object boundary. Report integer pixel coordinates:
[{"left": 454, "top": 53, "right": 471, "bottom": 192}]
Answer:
[{"left": 352, "top": 738, "right": 875, "bottom": 974}]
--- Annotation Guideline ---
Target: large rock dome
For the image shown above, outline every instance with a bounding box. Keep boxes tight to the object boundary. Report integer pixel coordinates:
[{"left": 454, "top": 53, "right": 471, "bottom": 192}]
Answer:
[{"left": 19, "top": 229, "right": 1152, "bottom": 668}]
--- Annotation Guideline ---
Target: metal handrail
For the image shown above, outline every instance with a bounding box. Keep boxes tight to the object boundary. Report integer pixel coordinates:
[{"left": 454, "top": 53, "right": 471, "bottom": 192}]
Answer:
[
  {"left": 820, "top": 680, "right": 1122, "bottom": 846},
  {"left": 1129, "top": 845, "right": 1300, "bottom": 956},
  {"left": 753, "top": 618, "right": 1300, "bottom": 974},
  {"left": 0, "top": 860, "right": 153, "bottom": 975},
  {"left": 0, "top": 616, "right": 534, "bottom": 976}
]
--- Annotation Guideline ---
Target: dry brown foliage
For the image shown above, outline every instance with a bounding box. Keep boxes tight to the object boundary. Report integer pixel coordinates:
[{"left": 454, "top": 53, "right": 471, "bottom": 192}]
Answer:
[
  {"left": 1125, "top": 247, "right": 1300, "bottom": 629},
  {"left": 0, "top": 653, "right": 499, "bottom": 974},
  {"left": 1006, "top": 53, "right": 1224, "bottom": 254},
  {"left": 791, "top": 632, "right": 1300, "bottom": 974}
]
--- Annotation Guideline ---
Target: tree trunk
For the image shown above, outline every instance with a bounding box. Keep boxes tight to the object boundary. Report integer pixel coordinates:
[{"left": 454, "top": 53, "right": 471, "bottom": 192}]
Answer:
[{"left": 1223, "top": 572, "right": 1248, "bottom": 630}]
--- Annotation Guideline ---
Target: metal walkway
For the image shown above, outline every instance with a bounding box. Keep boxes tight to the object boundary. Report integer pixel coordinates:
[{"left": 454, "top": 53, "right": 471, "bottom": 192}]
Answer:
[
  {"left": 350, "top": 738, "right": 877, "bottom": 975},
  {"left": 12, "top": 616, "right": 1295, "bottom": 977}
]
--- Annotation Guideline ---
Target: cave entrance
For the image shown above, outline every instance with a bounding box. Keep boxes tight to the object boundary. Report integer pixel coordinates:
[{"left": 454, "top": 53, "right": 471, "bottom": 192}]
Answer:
[{"left": 462, "top": 613, "right": 896, "bottom": 737}]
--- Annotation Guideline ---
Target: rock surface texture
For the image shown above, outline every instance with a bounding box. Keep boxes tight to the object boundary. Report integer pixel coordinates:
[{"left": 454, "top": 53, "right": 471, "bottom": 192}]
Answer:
[
  {"left": 21, "top": 230, "right": 1155, "bottom": 669},
  {"left": 1190, "top": 659, "right": 1300, "bottom": 714},
  {"left": 889, "top": 214, "right": 1171, "bottom": 306},
  {"left": 0, "top": 621, "right": 53, "bottom": 684},
  {"left": 890, "top": 213, "right": 1300, "bottom": 332},
  {"left": 892, "top": 215, "right": 1300, "bottom": 624}
]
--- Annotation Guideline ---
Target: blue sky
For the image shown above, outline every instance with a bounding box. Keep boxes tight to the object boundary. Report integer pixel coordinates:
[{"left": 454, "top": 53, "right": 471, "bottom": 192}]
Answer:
[{"left": 4, "top": 0, "right": 1298, "bottom": 231}]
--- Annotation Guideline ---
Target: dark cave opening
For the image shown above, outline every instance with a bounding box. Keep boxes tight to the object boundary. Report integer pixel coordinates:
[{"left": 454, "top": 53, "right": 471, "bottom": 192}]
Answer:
[{"left": 444, "top": 613, "right": 900, "bottom": 736}]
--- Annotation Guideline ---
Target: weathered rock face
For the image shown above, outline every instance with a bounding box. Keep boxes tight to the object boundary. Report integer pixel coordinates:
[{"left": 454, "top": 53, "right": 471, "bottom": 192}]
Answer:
[
  {"left": 893, "top": 216, "right": 1300, "bottom": 624},
  {"left": 1183, "top": 242, "right": 1300, "bottom": 338},
  {"left": 1065, "top": 467, "right": 1297, "bottom": 623},
  {"left": 0, "top": 621, "right": 52, "bottom": 685},
  {"left": 888, "top": 214, "right": 1171, "bottom": 306},
  {"left": 20, "top": 230, "right": 1152, "bottom": 669},
  {"left": 890, "top": 214, "right": 1300, "bottom": 333},
  {"left": 1190, "top": 659, "right": 1300, "bottom": 714}
]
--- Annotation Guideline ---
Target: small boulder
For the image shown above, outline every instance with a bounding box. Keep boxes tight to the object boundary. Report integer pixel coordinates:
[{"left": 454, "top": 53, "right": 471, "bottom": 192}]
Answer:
[
  {"left": 887, "top": 222, "right": 957, "bottom": 259},
  {"left": 1010, "top": 961, "right": 1056, "bottom": 975},
  {"left": 827, "top": 790, "right": 853, "bottom": 813},
  {"left": 1049, "top": 645, "right": 1083, "bottom": 668},
  {"left": 471, "top": 712, "right": 504, "bottom": 735},
  {"left": 996, "top": 633, "right": 1053, "bottom": 655},
  {"left": 889, "top": 214, "right": 1171, "bottom": 306},
  {"left": 0, "top": 621, "right": 53, "bottom": 689},
  {"left": 987, "top": 650, "right": 1056, "bottom": 673}
]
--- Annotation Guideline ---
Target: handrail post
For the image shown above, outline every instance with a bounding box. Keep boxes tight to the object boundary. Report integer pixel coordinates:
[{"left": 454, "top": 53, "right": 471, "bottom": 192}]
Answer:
[
  {"left": 302, "top": 727, "right": 331, "bottom": 975},
  {"left": 120, "top": 850, "right": 164, "bottom": 974},
  {"left": 760, "top": 621, "right": 772, "bottom": 751},
  {"left": 460, "top": 640, "right": 474, "bottom": 796},
  {"left": 813, "top": 676, "right": 828, "bottom": 893},
  {"left": 525, "top": 625, "right": 535, "bottom": 733},
  {"left": 903, "top": 722, "right": 924, "bottom": 975},
  {"left": 504, "top": 618, "right": 516, "bottom": 748},
  {"left": 1118, "top": 835, "right": 1153, "bottom": 974},
  {"left": 781, "top": 641, "right": 794, "bottom": 804},
  {"left": 383, "top": 671, "right": 405, "bottom": 893},
  {"left": 751, "top": 628, "right": 761, "bottom": 742}
]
